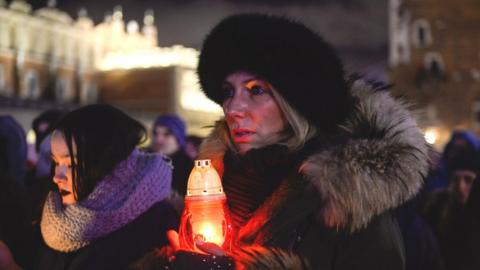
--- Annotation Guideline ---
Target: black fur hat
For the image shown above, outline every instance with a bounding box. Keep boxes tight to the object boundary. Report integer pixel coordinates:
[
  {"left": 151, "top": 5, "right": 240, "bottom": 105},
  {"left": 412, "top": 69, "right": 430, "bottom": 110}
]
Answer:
[{"left": 198, "top": 13, "right": 354, "bottom": 132}]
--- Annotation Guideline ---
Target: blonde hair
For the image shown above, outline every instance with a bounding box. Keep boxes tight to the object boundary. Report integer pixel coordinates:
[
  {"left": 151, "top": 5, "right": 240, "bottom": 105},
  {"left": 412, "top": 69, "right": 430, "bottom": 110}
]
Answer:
[{"left": 271, "top": 89, "right": 317, "bottom": 151}]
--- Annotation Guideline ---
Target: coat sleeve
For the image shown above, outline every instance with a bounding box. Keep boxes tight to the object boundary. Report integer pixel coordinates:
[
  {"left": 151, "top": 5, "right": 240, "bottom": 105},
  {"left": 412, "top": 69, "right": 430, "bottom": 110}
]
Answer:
[
  {"left": 333, "top": 212, "right": 406, "bottom": 270},
  {"left": 233, "top": 245, "right": 310, "bottom": 270}
]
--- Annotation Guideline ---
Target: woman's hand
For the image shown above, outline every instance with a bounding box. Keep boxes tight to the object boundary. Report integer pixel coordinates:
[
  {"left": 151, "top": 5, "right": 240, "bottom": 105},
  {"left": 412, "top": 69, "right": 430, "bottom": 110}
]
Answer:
[
  {"left": 166, "top": 230, "right": 180, "bottom": 252},
  {"left": 166, "top": 230, "right": 233, "bottom": 269},
  {"left": 0, "top": 241, "right": 22, "bottom": 270},
  {"left": 166, "top": 230, "right": 226, "bottom": 256}
]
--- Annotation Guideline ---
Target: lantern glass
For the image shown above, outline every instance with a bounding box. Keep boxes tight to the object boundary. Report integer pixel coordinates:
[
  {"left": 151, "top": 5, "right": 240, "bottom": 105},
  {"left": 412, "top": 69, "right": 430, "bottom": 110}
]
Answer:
[
  {"left": 178, "top": 159, "right": 233, "bottom": 253},
  {"left": 179, "top": 194, "right": 232, "bottom": 252}
]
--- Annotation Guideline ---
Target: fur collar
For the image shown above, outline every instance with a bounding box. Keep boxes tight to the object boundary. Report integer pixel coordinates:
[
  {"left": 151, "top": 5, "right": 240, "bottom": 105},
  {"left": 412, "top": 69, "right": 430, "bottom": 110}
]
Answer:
[{"left": 198, "top": 79, "right": 429, "bottom": 233}]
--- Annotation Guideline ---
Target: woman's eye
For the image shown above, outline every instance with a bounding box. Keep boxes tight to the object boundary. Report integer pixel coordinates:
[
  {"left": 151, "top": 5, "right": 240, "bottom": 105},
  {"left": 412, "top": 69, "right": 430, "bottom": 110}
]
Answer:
[
  {"left": 465, "top": 176, "right": 475, "bottom": 184},
  {"left": 250, "top": 85, "right": 265, "bottom": 95},
  {"left": 223, "top": 88, "right": 234, "bottom": 99}
]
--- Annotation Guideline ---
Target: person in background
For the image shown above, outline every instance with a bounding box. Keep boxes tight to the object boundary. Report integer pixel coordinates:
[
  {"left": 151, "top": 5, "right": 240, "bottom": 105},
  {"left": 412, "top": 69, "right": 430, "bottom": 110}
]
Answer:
[
  {"left": 395, "top": 195, "right": 445, "bottom": 270},
  {"left": 150, "top": 114, "right": 193, "bottom": 204},
  {"left": 0, "top": 116, "right": 27, "bottom": 186},
  {"left": 184, "top": 135, "right": 203, "bottom": 160},
  {"left": 423, "top": 151, "right": 478, "bottom": 270},
  {"left": 31, "top": 109, "right": 65, "bottom": 154},
  {"left": 0, "top": 116, "right": 31, "bottom": 269},
  {"left": 456, "top": 156, "right": 480, "bottom": 270},
  {"left": 422, "top": 131, "right": 479, "bottom": 198},
  {"left": 35, "top": 105, "right": 177, "bottom": 269}
]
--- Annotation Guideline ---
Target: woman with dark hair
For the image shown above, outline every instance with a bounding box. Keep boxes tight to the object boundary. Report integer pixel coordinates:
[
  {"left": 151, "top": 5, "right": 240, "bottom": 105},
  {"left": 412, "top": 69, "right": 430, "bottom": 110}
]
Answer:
[
  {"left": 145, "top": 13, "right": 430, "bottom": 270},
  {"left": 35, "top": 104, "right": 178, "bottom": 269}
]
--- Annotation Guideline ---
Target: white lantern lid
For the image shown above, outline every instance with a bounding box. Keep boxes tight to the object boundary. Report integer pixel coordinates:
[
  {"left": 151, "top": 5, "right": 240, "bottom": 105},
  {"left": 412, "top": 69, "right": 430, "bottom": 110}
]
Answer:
[{"left": 186, "top": 159, "right": 224, "bottom": 197}]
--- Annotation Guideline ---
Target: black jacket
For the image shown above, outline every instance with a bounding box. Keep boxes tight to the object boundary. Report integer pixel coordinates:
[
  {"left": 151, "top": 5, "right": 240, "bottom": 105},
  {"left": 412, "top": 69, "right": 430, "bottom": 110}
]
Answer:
[
  {"left": 0, "top": 175, "right": 32, "bottom": 269},
  {"left": 196, "top": 80, "right": 429, "bottom": 269},
  {"left": 35, "top": 201, "right": 178, "bottom": 270},
  {"left": 170, "top": 149, "right": 193, "bottom": 196}
]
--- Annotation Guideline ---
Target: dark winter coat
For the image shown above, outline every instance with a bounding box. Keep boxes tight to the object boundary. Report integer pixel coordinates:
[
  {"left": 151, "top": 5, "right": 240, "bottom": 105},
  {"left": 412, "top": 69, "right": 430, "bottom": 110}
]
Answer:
[
  {"left": 0, "top": 116, "right": 27, "bottom": 186},
  {"left": 396, "top": 199, "right": 445, "bottom": 270},
  {"left": 460, "top": 176, "right": 480, "bottom": 270},
  {"left": 423, "top": 189, "right": 468, "bottom": 270},
  {"left": 163, "top": 149, "right": 193, "bottom": 215},
  {"left": 171, "top": 149, "right": 193, "bottom": 197},
  {"left": 34, "top": 201, "right": 178, "bottom": 270},
  {"left": 0, "top": 116, "right": 32, "bottom": 268},
  {"left": 0, "top": 175, "right": 32, "bottom": 269},
  {"left": 195, "top": 79, "right": 429, "bottom": 269}
]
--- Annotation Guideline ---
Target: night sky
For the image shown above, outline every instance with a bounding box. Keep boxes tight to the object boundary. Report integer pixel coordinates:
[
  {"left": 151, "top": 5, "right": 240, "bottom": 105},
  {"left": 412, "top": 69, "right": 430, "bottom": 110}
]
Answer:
[{"left": 25, "top": 0, "right": 388, "bottom": 80}]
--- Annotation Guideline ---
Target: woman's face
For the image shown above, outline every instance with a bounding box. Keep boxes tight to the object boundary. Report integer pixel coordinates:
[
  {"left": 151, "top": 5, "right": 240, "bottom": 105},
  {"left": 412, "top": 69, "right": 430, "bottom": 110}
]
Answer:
[
  {"left": 450, "top": 169, "right": 477, "bottom": 205},
  {"left": 152, "top": 126, "right": 179, "bottom": 156},
  {"left": 51, "top": 131, "right": 77, "bottom": 205},
  {"left": 222, "top": 71, "right": 287, "bottom": 154}
]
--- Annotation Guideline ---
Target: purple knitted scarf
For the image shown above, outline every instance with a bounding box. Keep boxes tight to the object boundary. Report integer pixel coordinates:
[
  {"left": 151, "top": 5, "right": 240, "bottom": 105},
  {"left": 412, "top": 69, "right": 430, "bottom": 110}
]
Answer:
[{"left": 41, "top": 149, "right": 172, "bottom": 252}]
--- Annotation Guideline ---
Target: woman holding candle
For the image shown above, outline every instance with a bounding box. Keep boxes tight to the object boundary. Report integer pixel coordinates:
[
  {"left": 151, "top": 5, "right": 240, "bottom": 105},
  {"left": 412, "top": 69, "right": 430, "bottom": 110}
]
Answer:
[
  {"left": 35, "top": 104, "right": 178, "bottom": 269},
  {"left": 157, "top": 13, "right": 429, "bottom": 269}
]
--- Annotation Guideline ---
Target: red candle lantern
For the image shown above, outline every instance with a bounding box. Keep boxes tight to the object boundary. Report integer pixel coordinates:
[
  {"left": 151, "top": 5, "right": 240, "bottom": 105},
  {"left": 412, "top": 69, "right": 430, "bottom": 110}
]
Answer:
[{"left": 178, "top": 159, "right": 233, "bottom": 253}]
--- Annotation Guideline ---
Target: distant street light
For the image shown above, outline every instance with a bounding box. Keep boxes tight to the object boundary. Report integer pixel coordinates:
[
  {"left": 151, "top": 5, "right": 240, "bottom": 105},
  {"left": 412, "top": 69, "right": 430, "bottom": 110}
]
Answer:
[{"left": 425, "top": 128, "right": 437, "bottom": 145}]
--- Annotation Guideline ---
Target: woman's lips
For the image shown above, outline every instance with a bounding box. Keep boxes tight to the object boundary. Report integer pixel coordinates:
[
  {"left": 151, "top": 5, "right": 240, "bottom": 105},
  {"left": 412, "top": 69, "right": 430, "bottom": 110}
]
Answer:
[
  {"left": 59, "top": 189, "right": 71, "bottom": 197},
  {"left": 231, "top": 129, "right": 255, "bottom": 142}
]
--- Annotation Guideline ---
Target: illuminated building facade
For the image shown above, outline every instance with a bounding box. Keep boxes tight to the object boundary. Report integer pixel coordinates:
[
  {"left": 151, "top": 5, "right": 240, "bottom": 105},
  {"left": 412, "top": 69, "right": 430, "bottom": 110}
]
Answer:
[
  {"left": 388, "top": 0, "right": 480, "bottom": 148},
  {"left": 0, "top": 0, "right": 98, "bottom": 104},
  {"left": 0, "top": 0, "right": 221, "bottom": 136}
]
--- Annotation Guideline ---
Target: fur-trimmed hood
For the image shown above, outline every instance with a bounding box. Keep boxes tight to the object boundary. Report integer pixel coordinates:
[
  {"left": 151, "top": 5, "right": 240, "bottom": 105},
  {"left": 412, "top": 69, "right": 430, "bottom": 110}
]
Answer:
[{"left": 198, "top": 79, "right": 429, "bottom": 233}]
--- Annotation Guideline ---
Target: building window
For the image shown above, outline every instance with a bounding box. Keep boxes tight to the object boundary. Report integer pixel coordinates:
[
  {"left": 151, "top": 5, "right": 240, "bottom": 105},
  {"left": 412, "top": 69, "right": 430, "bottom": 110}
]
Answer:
[
  {"left": 424, "top": 52, "right": 444, "bottom": 75},
  {"left": 86, "top": 83, "right": 97, "bottom": 103},
  {"left": 398, "top": 45, "right": 404, "bottom": 60},
  {"left": 472, "top": 101, "right": 480, "bottom": 130},
  {"left": 418, "top": 27, "right": 426, "bottom": 44},
  {"left": 0, "top": 64, "right": 5, "bottom": 91},
  {"left": 24, "top": 70, "right": 40, "bottom": 99},
  {"left": 55, "top": 78, "right": 71, "bottom": 102},
  {"left": 415, "top": 52, "right": 446, "bottom": 87},
  {"left": 79, "top": 81, "right": 97, "bottom": 104},
  {"left": 471, "top": 69, "right": 480, "bottom": 81},
  {"left": 412, "top": 19, "right": 433, "bottom": 48}
]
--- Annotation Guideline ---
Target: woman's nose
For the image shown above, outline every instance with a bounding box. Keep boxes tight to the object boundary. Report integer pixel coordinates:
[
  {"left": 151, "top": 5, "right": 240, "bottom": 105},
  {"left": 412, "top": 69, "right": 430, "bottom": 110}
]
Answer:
[
  {"left": 53, "top": 166, "right": 67, "bottom": 184},
  {"left": 224, "top": 93, "right": 248, "bottom": 118}
]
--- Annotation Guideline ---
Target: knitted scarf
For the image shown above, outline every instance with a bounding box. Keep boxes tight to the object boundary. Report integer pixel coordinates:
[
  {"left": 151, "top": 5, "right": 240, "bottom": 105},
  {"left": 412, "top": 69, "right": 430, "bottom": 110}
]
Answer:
[
  {"left": 41, "top": 149, "right": 172, "bottom": 252},
  {"left": 222, "top": 144, "right": 302, "bottom": 228}
]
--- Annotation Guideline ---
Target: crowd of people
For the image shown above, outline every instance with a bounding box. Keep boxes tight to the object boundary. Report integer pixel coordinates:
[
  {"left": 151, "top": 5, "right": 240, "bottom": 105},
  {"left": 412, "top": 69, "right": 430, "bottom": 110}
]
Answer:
[
  {"left": 0, "top": 107, "right": 197, "bottom": 269},
  {"left": 0, "top": 13, "right": 478, "bottom": 270}
]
